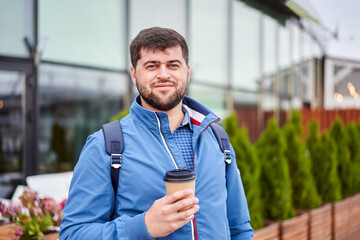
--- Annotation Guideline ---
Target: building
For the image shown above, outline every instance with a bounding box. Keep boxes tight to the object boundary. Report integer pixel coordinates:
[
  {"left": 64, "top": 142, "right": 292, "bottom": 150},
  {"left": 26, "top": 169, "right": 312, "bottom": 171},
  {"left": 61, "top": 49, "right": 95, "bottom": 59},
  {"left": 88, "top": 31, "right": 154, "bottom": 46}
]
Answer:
[{"left": 0, "top": 0, "right": 325, "bottom": 198}]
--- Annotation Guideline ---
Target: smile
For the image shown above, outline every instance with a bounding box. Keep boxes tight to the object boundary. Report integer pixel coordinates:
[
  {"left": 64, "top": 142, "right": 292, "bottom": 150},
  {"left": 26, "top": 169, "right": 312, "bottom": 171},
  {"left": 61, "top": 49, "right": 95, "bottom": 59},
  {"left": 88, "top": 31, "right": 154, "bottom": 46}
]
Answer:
[
  {"left": 154, "top": 83, "right": 174, "bottom": 88},
  {"left": 152, "top": 81, "right": 176, "bottom": 90}
]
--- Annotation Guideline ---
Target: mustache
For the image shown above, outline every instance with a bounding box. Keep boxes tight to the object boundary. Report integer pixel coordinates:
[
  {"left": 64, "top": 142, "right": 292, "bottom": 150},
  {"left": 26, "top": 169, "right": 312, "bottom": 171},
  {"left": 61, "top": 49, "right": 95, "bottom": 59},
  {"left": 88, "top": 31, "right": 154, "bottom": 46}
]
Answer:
[{"left": 151, "top": 79, "right": 176, "bottom": 86}]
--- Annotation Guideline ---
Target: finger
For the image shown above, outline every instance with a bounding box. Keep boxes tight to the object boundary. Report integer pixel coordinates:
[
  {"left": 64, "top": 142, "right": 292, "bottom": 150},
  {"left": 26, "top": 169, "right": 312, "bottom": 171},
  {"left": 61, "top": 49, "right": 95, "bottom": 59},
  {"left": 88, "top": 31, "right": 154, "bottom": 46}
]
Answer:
[
  {"left": 172, "top": 197, "right": 199, "bottom": 212},
  {"left": 165, "top": 189, "right": 194, "bottom": 204},
  {"left": 176, "top": 204, "right": 200, "bottom": 220},
  {"left": 173, "top": 214, "right": 194, "bottom": 229}
]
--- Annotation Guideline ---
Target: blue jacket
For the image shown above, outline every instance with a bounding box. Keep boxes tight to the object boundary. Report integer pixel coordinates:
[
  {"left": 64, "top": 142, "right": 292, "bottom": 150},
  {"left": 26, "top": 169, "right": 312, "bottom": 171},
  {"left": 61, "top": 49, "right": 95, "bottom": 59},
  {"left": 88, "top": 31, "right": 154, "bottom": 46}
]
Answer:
[{"left": 60, "top": 96, "right": 253, "bottom": 240}]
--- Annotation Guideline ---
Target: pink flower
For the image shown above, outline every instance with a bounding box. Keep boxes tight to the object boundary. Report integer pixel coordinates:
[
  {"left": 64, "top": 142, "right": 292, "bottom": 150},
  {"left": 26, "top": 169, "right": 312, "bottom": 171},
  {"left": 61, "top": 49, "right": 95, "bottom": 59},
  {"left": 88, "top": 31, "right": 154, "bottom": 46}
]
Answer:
[
  {"left": 7, "top": 202, "right": 22, "bottom": 217},
  {"left": 60, "top": 199, "right": 67, "bottom": 209},
  {"left": 1, "top": 187, "right": 65, "bottom": 238},
  {"left": 19, "top": 187, "right": 37, "bottom": 208},
  {"left": 30, "top": 206, "right": 43, "bottom": 216},
  {"left": 12, "top": 225, "right": 23, "bottom": 240},
  {"left": 40, "top": 197, "right": 61, "bottom": 216},
  {"left": 0, "top": 201, "right": 6, "bottom": 216}
]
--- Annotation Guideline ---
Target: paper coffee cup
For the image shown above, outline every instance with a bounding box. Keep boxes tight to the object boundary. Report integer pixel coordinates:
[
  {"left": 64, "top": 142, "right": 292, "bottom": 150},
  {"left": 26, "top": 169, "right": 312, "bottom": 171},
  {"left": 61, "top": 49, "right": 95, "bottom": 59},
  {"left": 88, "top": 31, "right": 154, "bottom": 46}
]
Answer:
[{"left": 164, "top": 169, "right": 197, "bottom": 212}]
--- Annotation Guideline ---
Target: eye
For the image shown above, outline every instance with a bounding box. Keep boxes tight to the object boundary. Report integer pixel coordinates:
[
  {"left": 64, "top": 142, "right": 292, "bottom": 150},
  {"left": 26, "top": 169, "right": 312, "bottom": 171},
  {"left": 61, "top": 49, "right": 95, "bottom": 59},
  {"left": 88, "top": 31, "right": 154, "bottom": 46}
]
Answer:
[
  {"left": 146, "top": 64, "right": 157, "bottom": 70},
  {"left": 168, "top": 64, "right": 180, "bottom": 69}
]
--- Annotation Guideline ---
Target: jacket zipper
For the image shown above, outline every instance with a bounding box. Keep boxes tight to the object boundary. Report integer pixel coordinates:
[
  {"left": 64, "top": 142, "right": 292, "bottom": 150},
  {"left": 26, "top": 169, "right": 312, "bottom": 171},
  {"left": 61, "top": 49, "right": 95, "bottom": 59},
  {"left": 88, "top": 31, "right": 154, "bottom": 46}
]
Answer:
[
  {"left": 154, "top": 112, "right": 195, "bottom": 240},
  {"left": 155, "top": 113, "right": 179, "bottom": 169}
]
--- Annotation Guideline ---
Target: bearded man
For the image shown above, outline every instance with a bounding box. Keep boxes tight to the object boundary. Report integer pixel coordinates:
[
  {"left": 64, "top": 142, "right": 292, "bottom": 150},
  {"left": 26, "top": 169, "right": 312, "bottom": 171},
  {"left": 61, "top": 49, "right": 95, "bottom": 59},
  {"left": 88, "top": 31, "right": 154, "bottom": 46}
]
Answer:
[{"left": 60, "top": 27, "right": 253, "bottom": 240}]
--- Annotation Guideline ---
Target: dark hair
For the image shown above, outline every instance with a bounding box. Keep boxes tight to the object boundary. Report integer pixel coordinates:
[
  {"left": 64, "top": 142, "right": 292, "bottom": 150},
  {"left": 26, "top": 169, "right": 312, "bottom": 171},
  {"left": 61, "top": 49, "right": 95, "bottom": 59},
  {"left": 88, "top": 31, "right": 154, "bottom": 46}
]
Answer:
[{"left": 130, "top": 27, "right": 189, "bottom": 68}]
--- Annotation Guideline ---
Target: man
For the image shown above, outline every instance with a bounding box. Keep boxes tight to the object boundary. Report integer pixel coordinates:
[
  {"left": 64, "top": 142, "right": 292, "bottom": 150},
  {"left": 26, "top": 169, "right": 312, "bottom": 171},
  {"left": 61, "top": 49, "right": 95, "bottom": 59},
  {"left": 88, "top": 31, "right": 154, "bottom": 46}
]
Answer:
[{"left": 60, "top": 27, "right": 253, "bottom": 239}]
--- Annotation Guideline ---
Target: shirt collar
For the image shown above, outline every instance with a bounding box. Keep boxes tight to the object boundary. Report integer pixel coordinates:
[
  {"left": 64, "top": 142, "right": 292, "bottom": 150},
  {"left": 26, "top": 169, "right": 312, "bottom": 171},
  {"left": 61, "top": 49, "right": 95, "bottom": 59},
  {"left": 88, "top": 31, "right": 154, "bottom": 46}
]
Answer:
[{"left": 179, "top": 106, "right": 193, "bottom": 131}]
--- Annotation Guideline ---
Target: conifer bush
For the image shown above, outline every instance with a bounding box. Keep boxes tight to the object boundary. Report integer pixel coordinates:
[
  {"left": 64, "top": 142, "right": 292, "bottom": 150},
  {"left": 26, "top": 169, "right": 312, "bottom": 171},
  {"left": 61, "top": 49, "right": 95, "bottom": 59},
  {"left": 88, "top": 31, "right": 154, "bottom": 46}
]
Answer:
[
  {"left": 330, "top": 118, "right": 353, "bottom": 196},
  {"left": 306, "top": 120, "right": 319, "bottom": 156},
  {"left": 111, "top": 109, "right": 130, "bottom": 122},
  {"left": 223, "top": 113, "right": 238, "bottom": 139},
  {"left": 307, "top": 121, "right": 341, "bottom": 202},
  {"left": 346, "top": 122, "right": 360, "bottom": 194},
  {"left": 256, "top": 118, "right": 294, "bottom": 220},
  {"left": 283, "top": 111, "right": 321, "bottom": 209},
  {"left": 224, "top": 114, "right": 263, "bottom": 229}
]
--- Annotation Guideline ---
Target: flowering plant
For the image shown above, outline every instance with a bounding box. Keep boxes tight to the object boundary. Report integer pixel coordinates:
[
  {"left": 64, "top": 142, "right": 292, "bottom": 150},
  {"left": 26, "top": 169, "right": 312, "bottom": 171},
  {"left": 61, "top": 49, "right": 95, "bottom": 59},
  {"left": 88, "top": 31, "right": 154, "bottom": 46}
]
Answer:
[{"left": 0, "top": 187, "right": 66, "bottom": 240}]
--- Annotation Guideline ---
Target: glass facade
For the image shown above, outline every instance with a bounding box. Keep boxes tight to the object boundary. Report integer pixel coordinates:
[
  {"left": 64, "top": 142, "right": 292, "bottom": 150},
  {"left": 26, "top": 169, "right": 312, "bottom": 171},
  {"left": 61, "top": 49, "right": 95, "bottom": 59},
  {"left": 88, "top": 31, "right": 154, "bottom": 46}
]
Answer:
[
  {"left": 189, "top": 0, "right": 228, "bottom": 112},
  {"left": 39, "top": 0, "right": 126, "bottom": 69},
  {"left": 38, "top": 64, "right": 127, "bottom": 173},
  {"left": 0, "top": 0, "right": 326, "bottom": 197},
  {"left": 190, "top": 0, "right": 228, "bottom": 85},
  {"left": 232, "top": 1, "right": 260, "bottom": 92},
  {"left": 130, "top": 0, "right": 186, "bottom": 39},
  {"left": 324, "top": 58, "right": 360, "bottom": 109},
  {"left": 0, "top": 70, "right": 24, "bottom": 198},
  {"left": 0, "top": 0, "right": 33, "bottom": 58},
  {"left": 263, "top": 15, "right": 277, "bottom": 77}
]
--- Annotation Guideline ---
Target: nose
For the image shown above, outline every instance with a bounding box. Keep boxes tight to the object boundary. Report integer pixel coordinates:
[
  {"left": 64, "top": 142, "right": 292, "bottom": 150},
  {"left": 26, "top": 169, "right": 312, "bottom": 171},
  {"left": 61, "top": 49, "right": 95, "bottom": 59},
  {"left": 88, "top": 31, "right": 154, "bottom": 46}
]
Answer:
[{"left": 157, "top": 65, "right": 170, "bottom": 80}]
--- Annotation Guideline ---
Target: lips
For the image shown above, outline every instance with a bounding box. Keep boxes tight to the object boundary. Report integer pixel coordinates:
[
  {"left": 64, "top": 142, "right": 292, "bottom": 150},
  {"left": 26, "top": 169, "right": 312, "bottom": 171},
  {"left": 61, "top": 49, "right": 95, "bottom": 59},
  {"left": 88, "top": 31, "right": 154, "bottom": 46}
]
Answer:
[
  {"left": 155, "top": 83, "right": 174, "bottom": 87},
  {"left": 153, "top": 81, "right": 176, "bottom": 90}
]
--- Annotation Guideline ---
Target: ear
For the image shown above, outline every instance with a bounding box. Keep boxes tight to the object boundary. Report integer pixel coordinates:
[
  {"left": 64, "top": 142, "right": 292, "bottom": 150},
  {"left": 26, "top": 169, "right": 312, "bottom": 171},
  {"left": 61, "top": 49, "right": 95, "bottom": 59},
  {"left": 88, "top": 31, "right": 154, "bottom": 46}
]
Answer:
[
  {"left": 130, "top": 66, "right": 136, "bottom": 85},
  {"left": 187, "top": 64, "right": 191, "bottom": 83}
]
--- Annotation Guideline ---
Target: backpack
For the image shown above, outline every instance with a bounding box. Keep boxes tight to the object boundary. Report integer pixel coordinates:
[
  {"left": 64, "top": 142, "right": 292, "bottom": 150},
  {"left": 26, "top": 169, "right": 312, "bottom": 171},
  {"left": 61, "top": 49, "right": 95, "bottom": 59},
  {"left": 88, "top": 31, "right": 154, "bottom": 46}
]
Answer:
[{"left": 102, "top": 120, "right": 232, "bottom": 196}]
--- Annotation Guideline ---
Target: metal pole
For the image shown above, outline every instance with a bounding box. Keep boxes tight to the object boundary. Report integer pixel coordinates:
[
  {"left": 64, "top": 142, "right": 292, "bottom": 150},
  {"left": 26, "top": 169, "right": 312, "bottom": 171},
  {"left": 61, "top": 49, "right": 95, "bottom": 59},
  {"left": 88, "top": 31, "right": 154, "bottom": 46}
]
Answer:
[
  {"left": 124, "top": 0, "right": 132, "bottom": 109},
  {"left": 275, "top": 23, "right": 280, "bottom": 122},
  {"left": 258, "top": 13, "right": 264, "bottom": 133},
  {"left": 23, "top": 0, "right": 39, "bottom": 179},
  {"left": 226, "top": 0, "right": 234, "bottom": 112}
]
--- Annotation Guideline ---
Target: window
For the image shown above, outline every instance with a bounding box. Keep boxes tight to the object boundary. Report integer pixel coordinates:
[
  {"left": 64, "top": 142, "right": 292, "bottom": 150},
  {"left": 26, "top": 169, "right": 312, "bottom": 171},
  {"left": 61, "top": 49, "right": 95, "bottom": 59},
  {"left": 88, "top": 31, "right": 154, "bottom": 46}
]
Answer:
[
  {"left": 39, "top": 0, "right": 126, "bottom": 69},
  {"left": 0, "top": 0, "right": 32, "bottom": 57},
  {"left": 232, "top": 1, "right": 260, "bottom": 92},
  {"left": 190, "top": 0, "right": 227, "bottom": 85},
  {"left": 130, "top": 0, "right": 186, "bottom": 40},
  {"left": 0, "top": 70, "right": 24, "bottom": 198},
  {"left": 38, "top": 64, "right": 127, "bottom": 172}
]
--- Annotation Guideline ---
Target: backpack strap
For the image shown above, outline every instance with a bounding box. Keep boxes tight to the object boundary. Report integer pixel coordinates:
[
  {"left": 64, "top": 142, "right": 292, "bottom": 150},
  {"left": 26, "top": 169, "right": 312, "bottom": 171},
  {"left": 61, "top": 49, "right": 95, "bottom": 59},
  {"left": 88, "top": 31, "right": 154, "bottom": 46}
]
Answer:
[
  {"left": 101, "top": 120, "right": 230, "bottom": 196},
  {"left": 210, "top": 123, "right": 232, "bottom": 165},
  {"left": 102, "top": 121, "right": 124, "bottom": 195}
]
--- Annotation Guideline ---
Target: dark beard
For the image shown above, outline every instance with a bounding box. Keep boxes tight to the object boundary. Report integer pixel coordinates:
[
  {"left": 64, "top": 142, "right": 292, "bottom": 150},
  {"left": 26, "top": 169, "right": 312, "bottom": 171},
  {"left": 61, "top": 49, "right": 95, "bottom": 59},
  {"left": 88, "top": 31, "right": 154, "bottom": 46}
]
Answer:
[{"left": 136, "top": 81, "right": 187, "bottom": 111}]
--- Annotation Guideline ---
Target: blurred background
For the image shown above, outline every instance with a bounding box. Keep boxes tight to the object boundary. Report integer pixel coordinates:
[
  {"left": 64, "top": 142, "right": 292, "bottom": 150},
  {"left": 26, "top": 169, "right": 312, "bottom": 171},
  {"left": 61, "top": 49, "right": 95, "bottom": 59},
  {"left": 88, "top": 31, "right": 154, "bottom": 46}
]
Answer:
[{"left": 0, "top": 0, "right": 359, "bottom": 201}]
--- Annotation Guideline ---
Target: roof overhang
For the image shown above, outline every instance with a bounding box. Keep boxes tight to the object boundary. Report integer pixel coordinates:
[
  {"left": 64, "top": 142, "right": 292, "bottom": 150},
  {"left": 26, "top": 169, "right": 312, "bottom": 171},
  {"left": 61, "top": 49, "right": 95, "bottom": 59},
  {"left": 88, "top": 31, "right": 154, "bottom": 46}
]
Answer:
[
  {"left": 237, "top": 0, "right": 319, "bottom": 25},
  {"left": 285, "top": 0, "right": 320, "bottom": 24},
  {"left": 238, "top": 0, "right": 299, "bottom": 25}
]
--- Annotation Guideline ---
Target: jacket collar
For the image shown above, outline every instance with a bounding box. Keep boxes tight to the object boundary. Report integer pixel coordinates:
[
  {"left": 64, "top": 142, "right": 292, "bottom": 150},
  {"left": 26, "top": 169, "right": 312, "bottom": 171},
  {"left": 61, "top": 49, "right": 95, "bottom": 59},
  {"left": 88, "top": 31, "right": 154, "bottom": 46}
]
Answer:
[{"left": 129, "top": 95, "right": 220, "bottom": 133}]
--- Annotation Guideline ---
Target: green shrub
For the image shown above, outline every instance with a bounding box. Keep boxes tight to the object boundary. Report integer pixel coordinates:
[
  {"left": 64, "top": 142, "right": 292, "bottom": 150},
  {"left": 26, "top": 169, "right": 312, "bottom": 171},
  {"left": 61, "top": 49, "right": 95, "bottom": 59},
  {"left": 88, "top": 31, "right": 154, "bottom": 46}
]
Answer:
[
  {"left": 306, "top": 120, "right": 319, "bottom": 156},
  {"left": 346, "top": 122, "right": 360, "bottom": 194},
  {"left": 224, "top": 113, "right": 238, "bottom": 139},
  {"left": 283, "top": 111, "right": 321, "bottom": 209},
  {"left": 224, "top": 114, "right": 263, "bottom": 229},
  {"left": 256, "top": 118, "right": 295, "bottom": 220},
  {"left": 110, "top": 109, "right": 130, "bottom": 122},
  {"left": 330, "top": 118, "right": 353, "bottom": 196},
  {"left": 307, "top": 121, "right": 341, "bottom": 202},
  {"left": 232, "top": 130, "right": 263, "bottom": 229}
]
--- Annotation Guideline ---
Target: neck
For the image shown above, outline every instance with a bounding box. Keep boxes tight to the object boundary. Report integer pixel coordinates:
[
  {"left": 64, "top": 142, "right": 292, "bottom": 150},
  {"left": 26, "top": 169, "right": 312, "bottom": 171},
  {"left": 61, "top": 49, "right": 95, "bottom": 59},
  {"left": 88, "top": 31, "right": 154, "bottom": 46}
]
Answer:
[
  {"left": 140, "top": 98, "right": 185, "bottom": 133},
  {"left": 165, "top": 103, "right": 185, "bottom": 133}
]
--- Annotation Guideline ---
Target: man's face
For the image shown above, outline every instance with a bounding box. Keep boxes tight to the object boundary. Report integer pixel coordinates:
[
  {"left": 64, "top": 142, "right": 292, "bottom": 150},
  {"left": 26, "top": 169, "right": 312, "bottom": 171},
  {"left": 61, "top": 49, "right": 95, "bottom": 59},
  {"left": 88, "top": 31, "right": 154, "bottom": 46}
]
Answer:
[{"left": 130, "top": 45, "right": 190, "bottom": 111}]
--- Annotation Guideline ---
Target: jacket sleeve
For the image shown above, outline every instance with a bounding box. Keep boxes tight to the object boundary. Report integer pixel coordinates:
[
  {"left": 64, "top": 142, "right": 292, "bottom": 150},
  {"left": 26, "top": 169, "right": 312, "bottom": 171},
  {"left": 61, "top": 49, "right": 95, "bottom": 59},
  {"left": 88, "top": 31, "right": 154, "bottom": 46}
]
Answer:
[
  {"left": 59, "top": 133, "right": 155, "bottom": 240},
  {"left": 226, "top": 144, "right": 254, "bottom": 240}
]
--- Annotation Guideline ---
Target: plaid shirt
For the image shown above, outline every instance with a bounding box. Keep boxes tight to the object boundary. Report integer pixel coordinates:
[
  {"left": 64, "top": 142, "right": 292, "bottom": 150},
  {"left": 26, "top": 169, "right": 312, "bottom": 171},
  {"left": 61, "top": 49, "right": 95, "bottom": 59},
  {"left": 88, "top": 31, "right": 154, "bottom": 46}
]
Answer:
[{"left": 173, "top": 108, "right": 194, "bottom": 170}]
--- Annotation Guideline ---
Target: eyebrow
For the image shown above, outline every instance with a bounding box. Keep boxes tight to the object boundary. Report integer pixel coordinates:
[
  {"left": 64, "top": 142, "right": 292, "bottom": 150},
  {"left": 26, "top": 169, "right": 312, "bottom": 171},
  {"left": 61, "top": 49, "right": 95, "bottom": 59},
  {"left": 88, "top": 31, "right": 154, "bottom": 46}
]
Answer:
[{"left": 143, "top": 60, "right": 182, "bottom": 66}]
